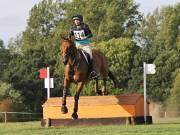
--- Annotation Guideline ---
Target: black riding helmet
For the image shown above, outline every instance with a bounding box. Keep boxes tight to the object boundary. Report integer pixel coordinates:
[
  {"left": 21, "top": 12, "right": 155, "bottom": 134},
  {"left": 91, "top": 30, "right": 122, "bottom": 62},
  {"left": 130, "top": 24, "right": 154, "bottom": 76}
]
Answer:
[{"left": 72, "top": 14, "right": 83, "bottom": 22}]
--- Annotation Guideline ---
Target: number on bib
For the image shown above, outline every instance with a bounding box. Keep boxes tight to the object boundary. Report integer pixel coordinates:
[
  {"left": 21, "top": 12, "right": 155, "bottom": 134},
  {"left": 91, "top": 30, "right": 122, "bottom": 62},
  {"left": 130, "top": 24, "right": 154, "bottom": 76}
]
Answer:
[{"left": 74, "top": 30, "right": 85, "bottom": 39}]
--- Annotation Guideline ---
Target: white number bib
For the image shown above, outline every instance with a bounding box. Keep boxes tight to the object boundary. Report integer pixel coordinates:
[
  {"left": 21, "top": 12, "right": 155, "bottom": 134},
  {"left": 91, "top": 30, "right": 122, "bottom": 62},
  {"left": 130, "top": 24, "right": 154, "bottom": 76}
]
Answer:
[{"left": 73, "top": 30, "right": 85, "bottom": 40}]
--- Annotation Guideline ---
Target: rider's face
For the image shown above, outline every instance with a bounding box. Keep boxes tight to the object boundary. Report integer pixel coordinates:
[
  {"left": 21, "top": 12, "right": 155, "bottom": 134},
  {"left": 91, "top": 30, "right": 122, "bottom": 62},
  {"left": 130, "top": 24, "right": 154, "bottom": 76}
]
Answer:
[{"left": 74, "top": 19, "right": 81, "bottom": 26}]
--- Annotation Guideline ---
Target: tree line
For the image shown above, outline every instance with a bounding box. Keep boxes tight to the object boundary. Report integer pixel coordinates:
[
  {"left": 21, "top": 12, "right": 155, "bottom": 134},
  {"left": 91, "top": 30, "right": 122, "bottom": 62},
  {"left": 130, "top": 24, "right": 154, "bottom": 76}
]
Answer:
[{"left": 0, "top": 0, "right": 179, "bottom": 116}]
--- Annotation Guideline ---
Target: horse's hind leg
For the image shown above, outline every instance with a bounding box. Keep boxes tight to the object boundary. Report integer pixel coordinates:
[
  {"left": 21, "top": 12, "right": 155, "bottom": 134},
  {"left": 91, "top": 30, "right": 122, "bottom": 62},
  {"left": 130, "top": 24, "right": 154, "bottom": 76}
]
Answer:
[
  {"left": 72, "top": 82, "right": 84, "bottom": 120},
  {"left": 94, "top": 78, "right": 102, "bottom": 95},
  {"left": 102, "top": 78, "right": 108, "bottom": 95}
]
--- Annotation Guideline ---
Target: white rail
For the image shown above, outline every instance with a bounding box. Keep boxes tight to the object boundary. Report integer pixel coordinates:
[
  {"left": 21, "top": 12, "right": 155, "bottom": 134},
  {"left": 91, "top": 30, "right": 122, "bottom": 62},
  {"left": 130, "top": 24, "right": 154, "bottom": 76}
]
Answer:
[{"left": 0, "top": 112, "right": 42, "bottom": 123}]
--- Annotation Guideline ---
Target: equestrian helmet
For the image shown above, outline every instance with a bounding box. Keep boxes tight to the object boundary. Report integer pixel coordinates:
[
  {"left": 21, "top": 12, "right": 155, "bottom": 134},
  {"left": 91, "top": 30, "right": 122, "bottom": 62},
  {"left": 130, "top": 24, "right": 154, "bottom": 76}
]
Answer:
[{"left": 72, "top": 14, "right": 83, "bottom": 22}]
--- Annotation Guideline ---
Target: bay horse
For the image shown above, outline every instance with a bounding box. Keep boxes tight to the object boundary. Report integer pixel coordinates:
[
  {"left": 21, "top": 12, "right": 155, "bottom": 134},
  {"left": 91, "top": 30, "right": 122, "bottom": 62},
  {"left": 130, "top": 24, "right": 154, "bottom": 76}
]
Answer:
[{"left": 60, "top": 36, "right": 117, "bottom": 119}]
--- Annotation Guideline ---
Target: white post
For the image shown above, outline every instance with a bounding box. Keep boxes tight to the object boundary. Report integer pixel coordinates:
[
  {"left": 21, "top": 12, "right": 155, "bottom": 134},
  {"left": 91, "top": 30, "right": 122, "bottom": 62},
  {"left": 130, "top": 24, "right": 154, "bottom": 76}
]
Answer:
[
  {"left": 5, "top": 112, "right": 7, "bottom": 123},
  {"left": 47, "top": 67, "right": 50, "bottom": 99},
  {"left": 143, "top": 62, "right": 147, "bottom": 124}
]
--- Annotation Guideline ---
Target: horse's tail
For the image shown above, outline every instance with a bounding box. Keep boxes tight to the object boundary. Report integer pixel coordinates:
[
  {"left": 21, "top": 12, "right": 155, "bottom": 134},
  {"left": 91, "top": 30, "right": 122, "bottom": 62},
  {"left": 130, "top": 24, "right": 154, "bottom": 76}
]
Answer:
[{"left": 108, "top": 70, "right": 117, "bottom": 88}]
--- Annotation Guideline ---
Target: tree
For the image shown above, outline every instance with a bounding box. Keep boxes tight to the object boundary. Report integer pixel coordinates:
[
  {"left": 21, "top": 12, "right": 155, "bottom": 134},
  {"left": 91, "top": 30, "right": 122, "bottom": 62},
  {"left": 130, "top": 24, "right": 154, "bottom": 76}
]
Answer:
[
  {"left": 128, "top": 48, "right": 144, "bottom": 93},
  {"left": 0, "top": 81, "right": 23, "bottom": 113},
  {"left": 0, "top": 39, "right": 11, "bottom": 81},
  {"left": 8, "top": 34, "right": 23, "bottom": 55},
  {"left": 63, "top": 0, "right": 142, "bottom": 41},
  {"left": 166, "top": 70, "right": 180, "bottom": 117},
  {"left": 95, "top": 38, "right": 139, "bottom": 90},
  {"left": 136, "top": 3, "right": 180, "bottom": 102},
  {"left": 0, "top": 81, "right": 22, "bottom": 103},
  {"left": 3, "top": 47, "right": 58, "bottom": 112},
  {"left": 22, "top": 0, "right": 65, "bottom": 51},
  {"left": 156, "top": 4, "right": 180, "bottom": 50},
  {"left": 0, "top": 39, "right": 3, "bottom": 48},
  {"left": 2, "top": 1, "right": 179, "bottom": 112}
]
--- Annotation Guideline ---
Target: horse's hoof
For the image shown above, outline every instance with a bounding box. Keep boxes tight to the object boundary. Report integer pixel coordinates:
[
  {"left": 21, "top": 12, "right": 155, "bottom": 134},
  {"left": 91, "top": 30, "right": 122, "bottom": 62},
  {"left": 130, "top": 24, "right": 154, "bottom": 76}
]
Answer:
[
  {"left": 72, "top": 113, "right": 78, "bottom": 120},
  {"left": 97, "top": 90, "right": 102, "bottom": 95},
  {"left": 104, "top": 91, "right": 109, "bottom": 95},
  {"left": 61, "top": 106, "right": 68, "bottom": 114}
]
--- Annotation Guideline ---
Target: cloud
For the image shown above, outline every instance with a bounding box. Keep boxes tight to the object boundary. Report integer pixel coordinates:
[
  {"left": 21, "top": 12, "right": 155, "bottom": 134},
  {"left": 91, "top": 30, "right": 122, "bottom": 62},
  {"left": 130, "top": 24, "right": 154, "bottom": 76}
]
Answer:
[
  {"left": 0, "top": 16, "right": 25, "bottom": 27},
  {"left": 0, "top": 0, "right": 42, "bottom": 45},
  {"left": 0, "top": 0, "right": 179, "bottom": 46},
  {"left": 135, "top": 0, "right": 179, "bottom": 15},
  {"left": 0, "top": 16, "right": 25, "bottom": 46}
]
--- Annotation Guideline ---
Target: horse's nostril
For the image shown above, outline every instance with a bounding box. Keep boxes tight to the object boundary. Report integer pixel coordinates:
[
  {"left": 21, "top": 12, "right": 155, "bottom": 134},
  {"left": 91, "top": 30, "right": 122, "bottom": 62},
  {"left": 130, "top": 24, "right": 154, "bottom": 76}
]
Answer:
[
  {"left": 63, "top": 54, "right": 68, "bottom": 65},
  {"left": 63, "top": 58, "right": 68, "bottom": 65}
]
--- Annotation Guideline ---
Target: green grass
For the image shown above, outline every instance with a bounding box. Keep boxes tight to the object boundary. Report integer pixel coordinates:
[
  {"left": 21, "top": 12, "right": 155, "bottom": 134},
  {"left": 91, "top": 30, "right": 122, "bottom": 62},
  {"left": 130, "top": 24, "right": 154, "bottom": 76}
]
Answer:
[
  {"left": 153, "top": 117, "right": 180, "bottom": 124},
  {"left": 0, "top": 121, "right": 180, "bottom": 135}
]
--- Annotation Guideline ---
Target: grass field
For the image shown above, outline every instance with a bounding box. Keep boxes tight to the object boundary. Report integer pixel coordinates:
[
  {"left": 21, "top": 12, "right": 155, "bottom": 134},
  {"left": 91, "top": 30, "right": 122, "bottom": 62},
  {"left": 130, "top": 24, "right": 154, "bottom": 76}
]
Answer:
[{"left": 0, "top": 118, "right": 180, "bottom": 135}]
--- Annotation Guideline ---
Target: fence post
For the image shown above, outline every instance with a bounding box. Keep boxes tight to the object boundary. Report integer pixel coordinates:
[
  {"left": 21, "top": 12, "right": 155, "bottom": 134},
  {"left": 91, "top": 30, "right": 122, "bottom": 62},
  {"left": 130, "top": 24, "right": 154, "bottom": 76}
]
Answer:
[
  {"left": 0, "top": 111, "right": 42, "bottom": 122},
  {"left": 5, "top": 112, "right": 7, "bottom": 123}
]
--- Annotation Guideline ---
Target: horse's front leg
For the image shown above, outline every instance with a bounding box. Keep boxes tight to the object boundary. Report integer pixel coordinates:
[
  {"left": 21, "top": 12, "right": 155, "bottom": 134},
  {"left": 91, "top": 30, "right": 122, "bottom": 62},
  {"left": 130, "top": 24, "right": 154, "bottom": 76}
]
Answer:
[
  {"left": 61, "top": 78, "right": 70, "bottom": 114},
  {"left": 94, "top": 78, "right": 102, "bottom": 95},
  {"left": 72, "top": 82, "right": 84, "bottom": 120},
  {"left": 102, "top": 78, "right": 108, "bottom": 95}
]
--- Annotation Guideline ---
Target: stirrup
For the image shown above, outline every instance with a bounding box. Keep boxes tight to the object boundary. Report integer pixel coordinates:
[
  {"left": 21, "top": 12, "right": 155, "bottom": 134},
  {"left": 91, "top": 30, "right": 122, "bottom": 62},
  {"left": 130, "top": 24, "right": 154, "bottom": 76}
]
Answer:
[{"left": 89, "top": 71, "right": 98, "bottom": 79}]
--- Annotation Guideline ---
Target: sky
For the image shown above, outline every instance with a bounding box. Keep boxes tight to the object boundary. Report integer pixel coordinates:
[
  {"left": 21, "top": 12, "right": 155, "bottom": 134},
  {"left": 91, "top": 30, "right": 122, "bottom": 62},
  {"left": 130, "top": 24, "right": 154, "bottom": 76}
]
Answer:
[{"left": 0, "top": 0, "right": 179, "bottom": 46}]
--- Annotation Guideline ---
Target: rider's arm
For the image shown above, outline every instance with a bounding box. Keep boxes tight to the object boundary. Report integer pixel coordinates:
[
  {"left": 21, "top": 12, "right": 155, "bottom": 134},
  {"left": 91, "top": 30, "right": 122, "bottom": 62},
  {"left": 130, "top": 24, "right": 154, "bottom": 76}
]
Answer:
[
  {"left": 69, "top": 27, "right": 74, "bottom": 38},
  {"left": 84, "top": 24, "right": 93, "bottom": 38}
]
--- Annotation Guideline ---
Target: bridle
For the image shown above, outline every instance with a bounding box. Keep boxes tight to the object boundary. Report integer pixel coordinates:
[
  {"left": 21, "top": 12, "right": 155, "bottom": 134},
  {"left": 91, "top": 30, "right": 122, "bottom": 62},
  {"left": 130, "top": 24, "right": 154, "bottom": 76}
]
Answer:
[{"left": 63, "top": 40, "right": 78, "bottom": 67}]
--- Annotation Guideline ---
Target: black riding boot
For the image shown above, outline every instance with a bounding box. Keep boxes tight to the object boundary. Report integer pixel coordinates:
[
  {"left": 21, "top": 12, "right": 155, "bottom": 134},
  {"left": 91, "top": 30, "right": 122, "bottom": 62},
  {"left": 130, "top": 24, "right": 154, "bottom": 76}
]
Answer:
[{"left": 89, "top": 59, "right": 98, "bottom": 79}]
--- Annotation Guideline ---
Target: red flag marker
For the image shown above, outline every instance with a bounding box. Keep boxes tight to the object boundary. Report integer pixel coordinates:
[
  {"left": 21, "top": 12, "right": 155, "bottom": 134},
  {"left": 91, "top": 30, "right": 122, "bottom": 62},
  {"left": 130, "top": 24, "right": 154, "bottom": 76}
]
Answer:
[{"left": 39, "top": 68, "right": 47, "bottom": 79}]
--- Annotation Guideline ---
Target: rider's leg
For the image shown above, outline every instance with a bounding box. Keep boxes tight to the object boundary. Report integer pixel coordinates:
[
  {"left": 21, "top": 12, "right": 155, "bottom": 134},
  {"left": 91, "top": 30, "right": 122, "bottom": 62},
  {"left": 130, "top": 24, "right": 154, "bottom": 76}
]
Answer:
[{"left": 82, "top": 45, "right": 98, "bottom": 79}]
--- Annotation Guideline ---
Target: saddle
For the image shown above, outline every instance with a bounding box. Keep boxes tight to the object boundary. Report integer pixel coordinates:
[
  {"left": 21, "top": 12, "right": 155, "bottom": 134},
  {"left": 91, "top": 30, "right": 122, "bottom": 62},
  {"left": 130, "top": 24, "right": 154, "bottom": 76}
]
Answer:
[
  {"left": 77, "top": 49, "right": 91, "bottom": 66},
  {"left": 68, "top": 49, "right": 92, "bottom": 81}
]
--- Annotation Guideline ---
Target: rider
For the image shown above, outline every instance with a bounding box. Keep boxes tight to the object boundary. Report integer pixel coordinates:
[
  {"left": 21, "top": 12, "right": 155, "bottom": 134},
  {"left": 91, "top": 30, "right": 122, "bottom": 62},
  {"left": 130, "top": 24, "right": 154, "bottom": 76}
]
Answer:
[{"left": 69, "top": 14, "right": 97, "bottom": 79}]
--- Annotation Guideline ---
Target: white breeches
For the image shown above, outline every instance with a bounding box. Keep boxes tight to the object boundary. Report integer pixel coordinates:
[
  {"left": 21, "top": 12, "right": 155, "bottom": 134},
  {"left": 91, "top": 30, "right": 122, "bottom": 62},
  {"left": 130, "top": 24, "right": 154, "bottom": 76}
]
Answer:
[{"left": 76, "top": 44, "right": 93, "bottom": 59}]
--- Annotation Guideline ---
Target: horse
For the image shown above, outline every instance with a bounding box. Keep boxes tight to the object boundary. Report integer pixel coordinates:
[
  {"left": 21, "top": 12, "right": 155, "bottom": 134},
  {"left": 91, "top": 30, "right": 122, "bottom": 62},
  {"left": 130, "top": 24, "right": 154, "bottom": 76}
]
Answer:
[{"left": 60, "top": 36, "right": 117, "bottom": 119}]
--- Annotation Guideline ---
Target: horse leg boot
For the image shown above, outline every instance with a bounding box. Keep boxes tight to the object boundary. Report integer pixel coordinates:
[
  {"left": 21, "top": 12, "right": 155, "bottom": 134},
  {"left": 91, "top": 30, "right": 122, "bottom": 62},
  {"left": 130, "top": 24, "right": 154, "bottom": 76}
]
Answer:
[
  {"left": 72, "top": 82, "right": 83, "bottom": 120},
  {"left": 72, "top": 91, "right": 80, "bottom": 119},
  {"left": 89, "top": 59, "right": 98, "bottom": 79},
  {"left": 94, "top": 78, "right": 102, "bottom": 95},
  {"left": 61, "top": 88, "right": 68, "bottom": 114},
  {"left": 102, "top": 79, "right": 108, "bottom": 95},
  {"left": 61, "top": 79, "right": 69, "bottom": 114}
]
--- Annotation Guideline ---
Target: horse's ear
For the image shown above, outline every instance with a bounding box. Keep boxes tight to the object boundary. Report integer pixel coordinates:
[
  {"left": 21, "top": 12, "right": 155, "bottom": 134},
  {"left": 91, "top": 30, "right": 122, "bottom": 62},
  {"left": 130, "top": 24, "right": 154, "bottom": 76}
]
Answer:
[
  {"left": 61, "top": 35, "right": 67, "bottom": 41},
  {"left": 69, "top": 35, "right": 75, "bottom": 42}
]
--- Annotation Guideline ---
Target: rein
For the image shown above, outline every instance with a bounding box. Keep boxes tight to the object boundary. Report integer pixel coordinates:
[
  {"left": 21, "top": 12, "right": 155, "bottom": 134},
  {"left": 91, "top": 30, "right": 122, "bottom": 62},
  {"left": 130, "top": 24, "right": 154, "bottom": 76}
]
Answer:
[{"left": 67, "top": 44, "right": 79, "bottom": 68}]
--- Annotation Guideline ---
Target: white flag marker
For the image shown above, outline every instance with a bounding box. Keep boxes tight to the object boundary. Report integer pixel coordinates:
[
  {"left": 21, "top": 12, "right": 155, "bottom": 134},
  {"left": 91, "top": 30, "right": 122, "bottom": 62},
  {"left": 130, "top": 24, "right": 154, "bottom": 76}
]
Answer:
[
  {"left": 143, "top": 62, "right": 156, "bottom": 124},
  {"left": 145, "top": 64, "right": 156, "bottom": 74}
]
